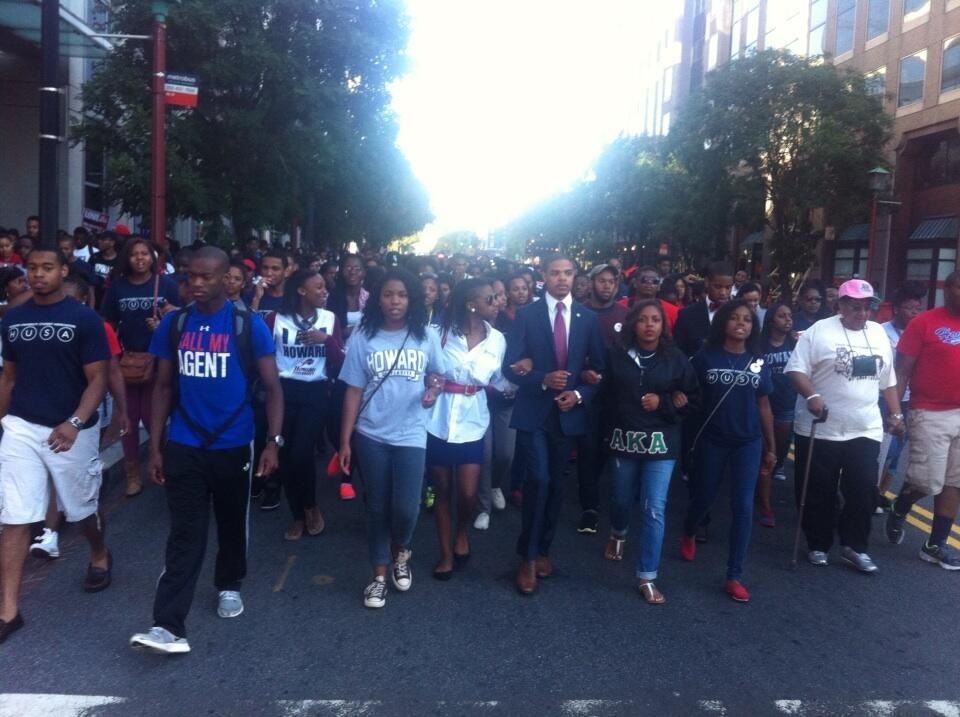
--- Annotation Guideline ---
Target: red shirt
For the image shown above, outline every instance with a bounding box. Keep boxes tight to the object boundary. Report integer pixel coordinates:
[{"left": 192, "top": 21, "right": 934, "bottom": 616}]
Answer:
[
  {"left": 897, "top": 307, "right": 960, "bottom": 411},
  {"left": 103, "top": 321, "right": 122, "bottom": 357},
  {"left": 615, "top": 297, "right": 679, "bottom": 331}
]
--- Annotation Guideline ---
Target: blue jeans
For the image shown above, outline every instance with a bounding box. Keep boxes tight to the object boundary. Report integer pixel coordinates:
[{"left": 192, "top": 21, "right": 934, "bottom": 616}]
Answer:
[
  {"left": 609, "top": 456, "right": 676, "bottom": 580},
  {"left": 353, "top": 433, "right": 426, "bottom": 568},
  {"left": 684, "top": 436, "right": 762, "bottom": 581}
]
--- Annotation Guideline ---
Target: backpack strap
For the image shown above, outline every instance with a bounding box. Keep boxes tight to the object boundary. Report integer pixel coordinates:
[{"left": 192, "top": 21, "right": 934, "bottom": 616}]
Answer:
[{"left": 169, "top": 303, "right": 258, "bottom": 450}]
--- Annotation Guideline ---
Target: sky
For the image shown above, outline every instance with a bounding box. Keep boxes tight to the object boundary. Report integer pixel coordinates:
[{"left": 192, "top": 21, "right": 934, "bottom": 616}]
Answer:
[{"left": 391, "top": 1, "right": 675, "bottom": 246}]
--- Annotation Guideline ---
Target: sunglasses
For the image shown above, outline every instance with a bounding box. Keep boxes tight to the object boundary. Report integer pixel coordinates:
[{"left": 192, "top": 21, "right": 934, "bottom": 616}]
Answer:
[{"left": 638, "top": 276, "right": 660, "bottom": 285}]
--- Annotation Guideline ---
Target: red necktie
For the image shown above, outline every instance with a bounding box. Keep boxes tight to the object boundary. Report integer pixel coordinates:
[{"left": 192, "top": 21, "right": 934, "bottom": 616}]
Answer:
[
  {"left": 709, "top": 301, "right": 720, "bottom": 312},
  {"left": 554, "top": 302, "right": 568, "bottom": 369}
]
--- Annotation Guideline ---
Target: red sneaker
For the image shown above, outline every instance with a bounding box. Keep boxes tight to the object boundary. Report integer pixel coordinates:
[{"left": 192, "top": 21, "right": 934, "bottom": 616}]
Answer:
[
  {"left": 759, "top": 509, "right": 776, "bottom": 528},
  {"left": 680, "top": 535, "right": 696, "bottom": 562},
  {"left": 725, "top": 580, "right": 751, "bottom": 602},
  {"left": 510, "top": 489, "right": 523, "bottom": 508},
  {"left": 339, "top": 482, "right": 356, "bottom": 501}
]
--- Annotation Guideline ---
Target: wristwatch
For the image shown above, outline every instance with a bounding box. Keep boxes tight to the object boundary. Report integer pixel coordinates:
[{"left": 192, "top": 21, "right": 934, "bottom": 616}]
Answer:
[
  {"left": 889, "top": 413, "right": 904, "bottom": 422},
  {"left": 68, "top": 416, "right": 84, "bottom": 430},
  {"left": 574, "top": 390, "right": 583, "bottom": 405},
  {"left": 267, "top": 434, "right": 285, "bottom": 448}
]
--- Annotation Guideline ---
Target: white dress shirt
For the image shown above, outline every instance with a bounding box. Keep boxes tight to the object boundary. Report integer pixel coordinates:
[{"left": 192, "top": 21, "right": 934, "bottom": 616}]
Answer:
[
  {"left": 544, "top": 292, "right": 573, "bottom": 350},
  {"left": 426, "top": 322, "right": 511, "bottom": 444}
]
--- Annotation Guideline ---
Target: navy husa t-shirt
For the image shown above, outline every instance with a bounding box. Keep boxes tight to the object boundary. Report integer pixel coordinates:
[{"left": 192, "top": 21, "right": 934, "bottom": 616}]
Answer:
[
  {"left": 149, "top": 301, "right": 275, "bottom": 450},
  {"left": 2, "top": 297, "right": 111, "bottom": 427},
  {"left": 691, "top": 348, "right": 773, "bottom": 445},
  {"left": 101, "top": 275, "right": 179, "bottom": 352}
]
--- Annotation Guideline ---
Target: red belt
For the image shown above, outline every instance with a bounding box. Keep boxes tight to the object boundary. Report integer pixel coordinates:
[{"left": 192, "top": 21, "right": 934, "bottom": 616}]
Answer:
[{"left": 443, "top": 381, "right": 485, "bottom": 396}]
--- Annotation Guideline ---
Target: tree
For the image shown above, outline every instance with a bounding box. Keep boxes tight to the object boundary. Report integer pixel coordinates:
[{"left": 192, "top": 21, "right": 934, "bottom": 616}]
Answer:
[
  {"left": 668, "top": 50, "right": 891, "bottom": 284},
  {"left": 73, "top": 0, "right": 431, "bottom": 247}
]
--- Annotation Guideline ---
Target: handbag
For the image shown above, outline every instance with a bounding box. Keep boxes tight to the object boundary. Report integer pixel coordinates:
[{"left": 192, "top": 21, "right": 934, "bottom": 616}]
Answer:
[{"left": 119, "top": 273, "right": 161, "bottom": 384}]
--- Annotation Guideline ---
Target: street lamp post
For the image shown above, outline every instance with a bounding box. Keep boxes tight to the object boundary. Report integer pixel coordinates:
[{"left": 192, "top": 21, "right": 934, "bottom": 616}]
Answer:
[
  {"left": 151, "top": 1, "right": 170, "bottom": 251},
  {"left": 866, "top": 166, "right": 891, "bottom": 286},
  {"left": 38, "top": 0, "right": 61, "bottom": 250}
]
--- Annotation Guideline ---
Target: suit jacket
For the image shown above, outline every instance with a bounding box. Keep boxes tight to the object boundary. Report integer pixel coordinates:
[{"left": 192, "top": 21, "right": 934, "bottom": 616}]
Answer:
[
  {"left": 673, "top": 300, "right": 712, "bottom": 358},
  {"left": 502, "top": 297, "right": 606, "bottom": 436}
]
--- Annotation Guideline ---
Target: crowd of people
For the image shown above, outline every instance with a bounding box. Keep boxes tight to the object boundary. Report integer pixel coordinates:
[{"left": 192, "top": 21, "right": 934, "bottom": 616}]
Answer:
[{"left": 0, "top": 216, "right": 958, "bottom": 656}]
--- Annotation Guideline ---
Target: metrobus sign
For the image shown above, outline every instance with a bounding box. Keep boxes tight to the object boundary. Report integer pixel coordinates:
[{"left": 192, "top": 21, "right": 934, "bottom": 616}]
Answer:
[{"left": 164, "top": 73, "right": 198, "bottom": 108}]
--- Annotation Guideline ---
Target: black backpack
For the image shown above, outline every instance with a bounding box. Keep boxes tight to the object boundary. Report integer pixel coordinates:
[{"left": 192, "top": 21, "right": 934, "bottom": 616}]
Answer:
[{"left": 168, "top": 304, "right": 257, "bottom": 449}]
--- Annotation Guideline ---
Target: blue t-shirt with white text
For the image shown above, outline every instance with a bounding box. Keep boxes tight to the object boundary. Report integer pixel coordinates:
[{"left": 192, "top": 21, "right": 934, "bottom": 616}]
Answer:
[
  {"left": 2, "top": 297, "right": 110, "bottom": 428},
  {"left": 101, "top": 275, "right": 179, "bottom": 351},
  {"left": 149, "top": 301, "right": 274, "bottom": 449},
  {"left": 691, "top": 348, "right": 773, "bottom": 445}
]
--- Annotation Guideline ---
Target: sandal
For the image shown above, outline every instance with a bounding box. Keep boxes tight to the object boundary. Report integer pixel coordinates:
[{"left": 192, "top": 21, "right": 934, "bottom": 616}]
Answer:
[
  {"left": 305, "top": 508, "right": 326, "bottom": 536},
  {"left": 604, "top": 536, "right": 626, "bottom": 561},
  {"left": 638, "top": 580, "right": 665, "bottom": 605},
  {"left": 284, "top": 522, "right": 305, "bottom": 541}
]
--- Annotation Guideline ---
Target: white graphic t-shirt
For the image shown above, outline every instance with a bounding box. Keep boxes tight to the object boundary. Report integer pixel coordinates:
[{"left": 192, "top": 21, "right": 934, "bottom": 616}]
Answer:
[{"left": 786, "top": 316, "right": 896, "bottom": 442}]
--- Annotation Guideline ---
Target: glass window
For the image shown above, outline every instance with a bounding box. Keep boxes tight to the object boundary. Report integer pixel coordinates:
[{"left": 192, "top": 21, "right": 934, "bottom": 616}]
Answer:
[
  {"left": 903, "top": 0, "right": 930, "bottom": 23},
  {"left": 898, "top": 52, "right": 926, "bottom": 107},
  {"left": 836, "top": 0, "right": 856, "bottom": 55},
  {"left": 938, "top": 250, "right": 958, "bottom": 280},
  {"left": 867, "top": 0, "right": 889, "bottom": 39},
  {"left": 942, "top": 35, "right": 960, "bottom": 94},
  {"left": 731, "top": 19, "right": 742, "bottom": 60},
  {"left": 809, "top": 0, "right": 827, "bottom": 27},
  {"left": 866, "top": 67, "right": 887, "bottom": 97},
  {"left": 808, "top": 24, "right": 825, "bottom": 56}
]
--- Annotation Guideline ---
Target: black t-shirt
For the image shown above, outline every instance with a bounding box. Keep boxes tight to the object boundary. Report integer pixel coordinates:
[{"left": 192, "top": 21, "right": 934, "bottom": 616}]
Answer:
[
  {"left": 2, "top": 297, "right": 111, "bottom": 427},
  {"left": 89, "top": 252, "right": 117, "bottom": 285},
  {"left": 101, "top": 275, "right": 179, "bottom": 352}
]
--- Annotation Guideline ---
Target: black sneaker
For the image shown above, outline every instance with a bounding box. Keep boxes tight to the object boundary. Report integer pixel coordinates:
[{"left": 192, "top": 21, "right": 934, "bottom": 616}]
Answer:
[
  {"left": 919, "top": 542, "right": 960, "bottom": 571},
  {"left": 885, "top": 510, "right": 906, "bottom": 545},
  {"left": 260, "top": 484, "right": 281, "bottom": 511},
  {"left": 577, "top": 510, "right": 599, "bottom": 535}
]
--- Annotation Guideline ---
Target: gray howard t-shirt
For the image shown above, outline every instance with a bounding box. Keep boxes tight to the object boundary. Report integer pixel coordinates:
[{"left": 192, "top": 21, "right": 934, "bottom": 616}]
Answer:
[{"left": 340, "top": 325, "right": 445, "bottom": 448}]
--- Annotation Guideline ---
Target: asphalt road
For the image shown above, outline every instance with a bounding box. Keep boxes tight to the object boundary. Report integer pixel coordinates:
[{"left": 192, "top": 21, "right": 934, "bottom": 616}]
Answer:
[{"left": 1, "top": 455, "right": 958, "bottom": 717}]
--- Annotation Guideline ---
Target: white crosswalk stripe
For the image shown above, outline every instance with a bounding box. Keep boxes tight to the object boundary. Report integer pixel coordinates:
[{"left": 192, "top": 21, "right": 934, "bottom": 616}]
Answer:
[{"left": 2, "top": 695, "right": 960, "bottom": 716}]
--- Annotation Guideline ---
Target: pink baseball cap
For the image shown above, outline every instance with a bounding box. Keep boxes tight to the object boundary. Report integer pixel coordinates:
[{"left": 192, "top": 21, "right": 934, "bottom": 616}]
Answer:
[{"left": 838, "top": 279, "right": 874, "bottom": 300}]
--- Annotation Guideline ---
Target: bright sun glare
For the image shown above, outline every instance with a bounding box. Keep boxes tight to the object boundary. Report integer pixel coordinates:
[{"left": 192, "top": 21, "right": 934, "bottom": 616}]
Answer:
[{"left": 391, "top": 0, "right": 675, "bottom": 247}]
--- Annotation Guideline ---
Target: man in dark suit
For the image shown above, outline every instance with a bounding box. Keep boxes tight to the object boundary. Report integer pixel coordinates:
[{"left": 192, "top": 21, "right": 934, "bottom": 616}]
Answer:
[
  {"left": 673, "top": 262, "right": 735, "bottom": 358},
  {"left": 503, "top": 255, "right": 606, "bottom": 595}
]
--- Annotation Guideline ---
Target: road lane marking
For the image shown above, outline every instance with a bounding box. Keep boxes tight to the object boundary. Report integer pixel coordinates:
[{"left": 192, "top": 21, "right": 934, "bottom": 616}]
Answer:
[
  {"left": 273, "top": 555, "right": 297, "bottom": 593},
  {"left": 0, "top": 694, "right": 125, "bottom": 717},
  {"left": 279, "top": 700, "right": 380, "bottom": 716},
  {"left": 884, "top": 491, "right": 960, "bottom": 537}
]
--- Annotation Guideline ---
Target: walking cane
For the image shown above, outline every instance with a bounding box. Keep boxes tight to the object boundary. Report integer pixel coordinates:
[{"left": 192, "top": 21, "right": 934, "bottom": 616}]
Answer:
[{"left": 790, "top": 409, "right": 829, "bottom": 570}]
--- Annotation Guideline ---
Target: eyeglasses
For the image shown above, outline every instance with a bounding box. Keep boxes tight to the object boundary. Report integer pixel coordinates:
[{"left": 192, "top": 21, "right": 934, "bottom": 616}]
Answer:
[{"left": 483, "top": 294, "right": 497, "bottom": 305}]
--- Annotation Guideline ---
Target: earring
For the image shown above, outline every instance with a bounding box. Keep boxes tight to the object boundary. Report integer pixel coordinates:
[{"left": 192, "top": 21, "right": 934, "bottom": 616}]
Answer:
[{"left": 470, "top": 307, "right": 476, "bottom": 312}]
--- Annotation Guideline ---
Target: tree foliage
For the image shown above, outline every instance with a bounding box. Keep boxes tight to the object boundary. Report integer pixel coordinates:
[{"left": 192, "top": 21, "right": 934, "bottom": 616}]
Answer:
[
  {"left": 503, "top": 51, "right": 891, "bottom": 283},
  {"left": 669, "top": 50, "right": 891, "bottom": 283},
  {"left": 73, "top": 0, "right": 431, "bottom": 247}
]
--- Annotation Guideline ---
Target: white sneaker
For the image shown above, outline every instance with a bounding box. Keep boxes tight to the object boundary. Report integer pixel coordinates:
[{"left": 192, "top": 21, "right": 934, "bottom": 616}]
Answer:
[
  {"left": 363, "top": 576, "right": 387, "bottom": 608},
  {"left": 773, "top": 467, "right": 787, "bottom": 481},
  {"left": 491, "top": 488, "right": 506, "bottom": 511},
  {"left": 130, "top": 626, "right": 190, "bottom": 654},
  {"left": 217, "top": 590, "right": 244, "bottom": 618},
  {"left": 29, "top": 528, "right": 59, "bottom": 559},
  {"left": 807, "top": 550, "right": 829, "bottom": 566},
  {"left": 840, "top": 546, "right": 878, "bottom": 573},
  {"left": 473, "top": 512, "right": 490, "bottom": 531},
  {"left": 392, "top": 549, "right": 413, "bottom": 591}
]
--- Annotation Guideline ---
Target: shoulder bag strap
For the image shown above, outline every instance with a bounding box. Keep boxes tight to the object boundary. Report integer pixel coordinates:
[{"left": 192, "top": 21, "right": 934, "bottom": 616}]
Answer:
[{"left": 357, "top": 329, "right": 410, "bottom": 418}]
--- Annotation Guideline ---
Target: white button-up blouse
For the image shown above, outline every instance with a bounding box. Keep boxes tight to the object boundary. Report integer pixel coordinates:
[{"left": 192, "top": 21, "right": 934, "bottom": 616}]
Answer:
[{"left": 425, "top": 322, "right": 512, "bottom": 444}]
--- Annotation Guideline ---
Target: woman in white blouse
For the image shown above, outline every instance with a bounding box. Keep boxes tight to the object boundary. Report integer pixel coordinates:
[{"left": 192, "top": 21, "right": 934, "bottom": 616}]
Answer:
[{"left": 423, "top": 278, "right": 509, "bottom": 580}]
